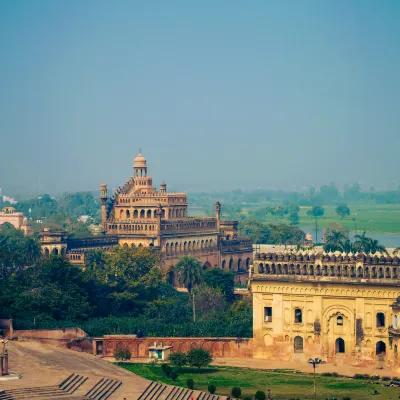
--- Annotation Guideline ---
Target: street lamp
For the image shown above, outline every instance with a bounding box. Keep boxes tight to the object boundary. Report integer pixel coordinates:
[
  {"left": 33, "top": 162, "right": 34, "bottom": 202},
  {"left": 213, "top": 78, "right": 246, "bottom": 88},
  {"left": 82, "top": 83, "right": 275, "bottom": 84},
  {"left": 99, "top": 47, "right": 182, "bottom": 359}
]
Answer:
[{"left": 308, "top": 357, "right": 322, "bottom": 400}]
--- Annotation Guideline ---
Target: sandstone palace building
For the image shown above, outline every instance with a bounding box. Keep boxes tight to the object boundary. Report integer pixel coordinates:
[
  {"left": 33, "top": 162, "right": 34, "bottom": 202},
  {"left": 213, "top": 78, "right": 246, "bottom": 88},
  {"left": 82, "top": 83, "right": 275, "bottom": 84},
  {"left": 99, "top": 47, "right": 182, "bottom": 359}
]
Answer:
[
  {"left": 251, "top": 250, "right": 400, "bottom": 366},
  {"left": 40, "top": 153, "right": 253, "bottom": 283}
]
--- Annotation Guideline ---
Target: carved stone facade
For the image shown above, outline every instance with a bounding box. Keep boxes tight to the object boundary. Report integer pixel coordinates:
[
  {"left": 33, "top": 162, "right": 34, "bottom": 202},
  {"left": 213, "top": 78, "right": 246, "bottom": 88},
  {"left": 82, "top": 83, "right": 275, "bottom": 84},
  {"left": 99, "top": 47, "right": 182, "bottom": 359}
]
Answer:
[
  {"left": 0, "top": 206, "right": 31, "bottom": 235},
  {"left": 251, "top": 250, "right": 400, "bottom": 367},
  {"left": 40, "top": 153, "right": 253, "bottom": 284}
]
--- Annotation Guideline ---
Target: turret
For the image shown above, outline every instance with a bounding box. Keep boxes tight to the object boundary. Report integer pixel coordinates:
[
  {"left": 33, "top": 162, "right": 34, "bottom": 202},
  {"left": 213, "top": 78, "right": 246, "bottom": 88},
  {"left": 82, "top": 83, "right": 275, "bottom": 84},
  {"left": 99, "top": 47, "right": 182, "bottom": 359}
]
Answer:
[
  {"left": 100, "top": 182, "right": 108, "bottom": 233},
  {"left": 215, "top": 201, "right": 221, "bottom": 221},
  {"left": 160, "top": 182, "right": 167, "bottom": 193}
]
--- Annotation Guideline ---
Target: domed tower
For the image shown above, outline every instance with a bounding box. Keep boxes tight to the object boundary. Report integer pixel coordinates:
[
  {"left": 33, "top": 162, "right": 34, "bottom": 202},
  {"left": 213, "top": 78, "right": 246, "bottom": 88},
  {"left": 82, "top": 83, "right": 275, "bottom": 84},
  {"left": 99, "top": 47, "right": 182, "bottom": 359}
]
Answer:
[
  {"left": 133, "top": 153, "right": 147, "bottom": 177},
  {"left": 133, "top": 152, "right": 153, "bottom": 191}
]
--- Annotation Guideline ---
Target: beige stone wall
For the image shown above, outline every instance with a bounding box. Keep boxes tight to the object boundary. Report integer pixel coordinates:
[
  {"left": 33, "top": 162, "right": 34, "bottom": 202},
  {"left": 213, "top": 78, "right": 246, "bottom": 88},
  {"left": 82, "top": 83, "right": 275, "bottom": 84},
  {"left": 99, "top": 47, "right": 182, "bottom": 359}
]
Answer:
[{"left": 252, "top": 279, "right": 400, "bottom": 365}]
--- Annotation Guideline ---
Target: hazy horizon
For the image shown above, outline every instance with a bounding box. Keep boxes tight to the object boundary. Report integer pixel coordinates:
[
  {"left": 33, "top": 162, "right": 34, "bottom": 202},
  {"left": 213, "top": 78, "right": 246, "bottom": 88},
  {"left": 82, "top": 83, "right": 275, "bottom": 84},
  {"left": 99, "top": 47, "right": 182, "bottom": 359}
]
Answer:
[{"left": 1, "top": 1, "right": 399, "bottom": 196}]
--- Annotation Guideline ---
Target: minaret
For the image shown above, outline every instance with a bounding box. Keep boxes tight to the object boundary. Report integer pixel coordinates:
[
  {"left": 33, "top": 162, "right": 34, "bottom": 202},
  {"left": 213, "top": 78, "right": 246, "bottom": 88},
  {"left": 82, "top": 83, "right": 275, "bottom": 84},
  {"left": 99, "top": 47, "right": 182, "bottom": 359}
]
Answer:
[
  {"left": 215, "top": 201, "right": 221, "bottom": 222},
  {"left": 100, "top": 182, "right": 108, "bottom": 233}
]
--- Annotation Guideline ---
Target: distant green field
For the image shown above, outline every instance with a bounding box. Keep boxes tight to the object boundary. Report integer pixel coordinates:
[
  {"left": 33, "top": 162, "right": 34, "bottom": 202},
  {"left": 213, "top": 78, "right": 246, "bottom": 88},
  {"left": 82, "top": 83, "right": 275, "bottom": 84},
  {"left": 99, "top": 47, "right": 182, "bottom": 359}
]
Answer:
[
  {"left": 118, "top": 363, "right": 399, "bottom": 400},
  {"left": 295, "top": 204, "right": 400, "bottom": 234}
]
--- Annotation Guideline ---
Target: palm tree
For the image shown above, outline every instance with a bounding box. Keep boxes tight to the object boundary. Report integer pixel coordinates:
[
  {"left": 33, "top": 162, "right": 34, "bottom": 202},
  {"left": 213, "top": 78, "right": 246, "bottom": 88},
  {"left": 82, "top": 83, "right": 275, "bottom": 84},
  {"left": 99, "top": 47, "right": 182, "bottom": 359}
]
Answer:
[
  {"left": 339, "top": 239, "right": 356, "bottom": 254},
  {"left": 324, "top": 229, "right": 347, "bottom": 252},
  {"left": 85, "top": 249, "right": 106, "bottom": 271},
  {"left": 176, "top": 256, "right": 203, "bottom": 322},
  {"left": 367, "top": 238, "right": 387, "bottom": 255},
  {"left": 394, "top": 247, "right": 400, "bottom": 255},
  {"left": 22, "top": 236, "right": 41, "bottom": 266},
  {"left": 354, "top": 231, "right": 369, "bottom": 252},
  {"left": 306, "top": 206, "right": 324, "bottom": 244}
]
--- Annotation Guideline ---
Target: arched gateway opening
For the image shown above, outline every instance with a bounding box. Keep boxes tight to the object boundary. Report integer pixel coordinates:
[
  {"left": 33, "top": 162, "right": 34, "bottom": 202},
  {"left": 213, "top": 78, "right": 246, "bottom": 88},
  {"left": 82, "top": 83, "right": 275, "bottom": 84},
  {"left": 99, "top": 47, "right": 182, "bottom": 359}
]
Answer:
[{"left": 335, "top": 338, "right": 345, "bottom": 353}]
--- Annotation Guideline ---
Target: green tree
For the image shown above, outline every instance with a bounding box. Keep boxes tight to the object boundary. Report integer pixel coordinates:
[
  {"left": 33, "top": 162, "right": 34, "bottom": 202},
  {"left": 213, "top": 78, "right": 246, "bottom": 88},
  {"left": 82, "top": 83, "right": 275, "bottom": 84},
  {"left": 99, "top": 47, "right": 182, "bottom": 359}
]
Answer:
[
  {"left": 288, "top": 211, "right": 299, "bottom": 226},
  {"left": 193, "top": 285, "right": 226, "bottom": 317},
  {"left": 307, "top": 206, "right": 324, "bottom": 244},
  {"left": 208, "top": 384, "right": 216, "bottom": 394},
  {"left": 335, "top": 204, "right": 351, "bottom": 219},
  {"left": 324, "top": 229, "right": 348, "bottom": 252},
  {"left": 170, "top": 370, "right": 179, "bottom": 381},
  {"left": 231, "top": 387, "right": 241, "bottom": 398},
  {"left": 186, "top": 378, "right": 195, "bottom": 389},
  {"left": 169, "top": 351, "right": 187, "bottom": 370},
  {"left": 203, "top": 269, "right": 234, "bottom": 301},
  {"left": 186, "top": 348, "right": 213, "bottom": 369},
  {"left": 255, "top": 391, "right": 266, "bottom": 400}
]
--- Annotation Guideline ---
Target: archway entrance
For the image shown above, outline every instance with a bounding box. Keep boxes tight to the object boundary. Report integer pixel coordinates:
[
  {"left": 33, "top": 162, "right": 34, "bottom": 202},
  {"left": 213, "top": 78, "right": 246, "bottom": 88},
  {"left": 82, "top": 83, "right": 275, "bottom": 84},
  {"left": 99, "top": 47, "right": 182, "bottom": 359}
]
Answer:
[
  {"left": 335, "top": 338, "right": 345, "bottom": 353},
  {"left": 376, "top": 341, "right": 386, "bottom": 356},
  {"left": 203, "top": 261, "right": 212, "bottom": 270},
  {"left": 294, "top": 336, "right": 303, "bottom": 353}
]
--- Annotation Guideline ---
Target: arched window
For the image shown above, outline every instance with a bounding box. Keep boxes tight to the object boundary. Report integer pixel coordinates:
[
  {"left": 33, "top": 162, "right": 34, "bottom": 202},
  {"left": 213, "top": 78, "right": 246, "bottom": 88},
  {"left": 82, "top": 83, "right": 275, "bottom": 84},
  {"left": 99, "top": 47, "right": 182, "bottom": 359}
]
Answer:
[
  {"left": 357, "top": 267, "right": 363, "bottom": 277},
  {"left": 246, "top": 258, "right": 250, "bottom": 270},
  {"left": 44, "top": 248, "right": 49, "bottom": 257},
  {"left": 166, "top": 243, "right": 169, "bottom": 254},
  {"left": 147, "top": 210, "right": 151, "bottom": 218},
  {"left": 376, "top": 312, "right": 385, "bottom": 328},
  {"left": 335, "top": 338, "right": 345, "bottom": 353},
  {"left": 222, "top": 260, "right": 226, "bottom": 269},
  {"left": 258, "top": 263, "right": 264, "bottom": 273},
  {"left": 294, "top": 309, "right": 302, "bottom": 323},
  {"left": 229, "top": 259, "right": 233, "bottom": 270},
  {"left": 120, "top": 209, "right": 124, "bottom": 219},
  {"left": 52, "top": 248, "right": 59, "bottom": 255},
  {"left": 140, "top": 209, "right": 145, "bottom": 218},
  {"left": 294, "top": 336, "right": 303, "bottom": 353},
  {"left": 238, "top": 259, "right": 242, "bottom": 270},
  {"left": 126, "top": 210, "right": 130, "bottom": 219},
  {"left": 337, "top": 316, "right": 343, "bottom": 326}
]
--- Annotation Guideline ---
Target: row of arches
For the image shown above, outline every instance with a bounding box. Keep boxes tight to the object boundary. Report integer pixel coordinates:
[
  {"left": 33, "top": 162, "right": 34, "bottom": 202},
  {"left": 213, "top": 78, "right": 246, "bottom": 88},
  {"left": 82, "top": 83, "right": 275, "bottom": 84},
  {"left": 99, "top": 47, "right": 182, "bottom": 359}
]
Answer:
[
  {"left": 108, "top": 224, "right": 157, "bottom": 232},
  {"left": 278, "top": 336, "right": 386, "bottom": 356},
  {"left": 222, "top": 257, "right": 251, "bottom": 271},
  {"left": 168, "top": 208, "right": 187, "bottom": 219},
  {"left": 256, "top": 262, "right": 399, "bottom": 279},
  {"left": 43, "top": 247, "right": 65, "bottom": 257},
  {"left": 256, "top": 252, "right": 400, "bottom": 265},
  {"left": 119, "top": 208, "right": 163, "bottom": 220},
  {"left": 161, "top": 220, "right": 217, "bottom": 231},
  {"left": 165, "top": 239, "right": 214, "bottom": 254}
]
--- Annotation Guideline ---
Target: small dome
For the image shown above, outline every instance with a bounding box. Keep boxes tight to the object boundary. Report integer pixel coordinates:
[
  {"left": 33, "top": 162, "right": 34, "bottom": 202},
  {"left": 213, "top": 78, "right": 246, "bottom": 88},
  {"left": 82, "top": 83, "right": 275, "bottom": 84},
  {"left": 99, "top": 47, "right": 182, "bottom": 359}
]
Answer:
[{"left": 134, "top": 153, "right": 147, "bottom": 167}]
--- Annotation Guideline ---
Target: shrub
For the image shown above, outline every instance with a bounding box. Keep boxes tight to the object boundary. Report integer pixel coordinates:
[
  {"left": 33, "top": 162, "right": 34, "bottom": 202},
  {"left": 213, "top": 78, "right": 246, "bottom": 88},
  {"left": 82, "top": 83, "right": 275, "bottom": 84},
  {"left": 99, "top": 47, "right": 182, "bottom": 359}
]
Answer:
[
  {"left": 187, "top": 348, "right": 213, "bottom": 369},
  {"left": 161, "top": 364, "right": 172, "bottom": 377},
  {"left": 353, "top": 374, "right": 370, "bottom": 380},
  {"left": 187, "top": 378, "right": 195, "bottom": 389},
  {"left": 171, "top": 370, "right": 179, "bottom": 381},
  {"left": 255, "top": 391, "right": 266, "bottom": 400},
  {"left": 231, "top": 387, "right": 241, "bottom": 398},
  {"left": 169, "top": 351, "right": 187, "bottom": 370},
  {"left": 208, "top": 384, "right": 216, "bottom": 394},
  {"left": 381, "top": 376, "right": 391, "bottom": 381},
  {"left": 243, "top": 397, "right": 252, "bottom": 400},
  {"left": 114, "top": 348, "right": 131, "bottom": 361},
  {"left": 321, "top": 372, "right": 339, "bottom": 377},
  {"left": 342, "top": 397, "right": 351, "bottom": 400}
]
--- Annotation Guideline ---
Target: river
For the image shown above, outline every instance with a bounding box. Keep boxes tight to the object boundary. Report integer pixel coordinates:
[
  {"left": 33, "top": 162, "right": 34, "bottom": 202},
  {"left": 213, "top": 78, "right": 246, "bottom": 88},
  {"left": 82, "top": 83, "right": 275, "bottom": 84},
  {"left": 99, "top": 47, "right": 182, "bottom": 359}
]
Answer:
[{"left": 299, "top": 224, "right": 400, "bottom": 248}]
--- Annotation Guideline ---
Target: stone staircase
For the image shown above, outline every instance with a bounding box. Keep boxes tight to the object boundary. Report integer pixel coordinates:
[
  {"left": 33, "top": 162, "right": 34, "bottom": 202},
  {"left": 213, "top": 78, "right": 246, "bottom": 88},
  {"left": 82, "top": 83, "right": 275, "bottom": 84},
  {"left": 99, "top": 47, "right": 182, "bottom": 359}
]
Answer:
[
  {"left": 138, "top": 381, "right": 221, "bottom": 400},
  {"left": 0, "top": 374, "right": 122, "bottom": 400}
]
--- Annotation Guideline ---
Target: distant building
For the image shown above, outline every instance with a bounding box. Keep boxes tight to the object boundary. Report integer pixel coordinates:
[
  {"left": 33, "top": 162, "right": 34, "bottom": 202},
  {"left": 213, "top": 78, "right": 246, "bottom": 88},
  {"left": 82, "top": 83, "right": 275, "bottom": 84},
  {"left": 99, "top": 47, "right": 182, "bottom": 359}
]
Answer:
[
  {"left": 39, "top": 153, "right": 253, "bottom": 285},
  {"left": 0, "top": 206, "right": 31, "bottom": 235}
]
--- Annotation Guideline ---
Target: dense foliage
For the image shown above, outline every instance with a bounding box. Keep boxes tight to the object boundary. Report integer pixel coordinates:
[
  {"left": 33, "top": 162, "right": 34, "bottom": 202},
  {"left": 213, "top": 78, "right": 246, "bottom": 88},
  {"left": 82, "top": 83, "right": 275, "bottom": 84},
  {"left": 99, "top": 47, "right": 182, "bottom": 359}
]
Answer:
[
  {"left": 0, "top": 228, "right": 252, "bottom": 337},
  {"left": 239, "top": 219, "right": 305, "bottom": 245}
]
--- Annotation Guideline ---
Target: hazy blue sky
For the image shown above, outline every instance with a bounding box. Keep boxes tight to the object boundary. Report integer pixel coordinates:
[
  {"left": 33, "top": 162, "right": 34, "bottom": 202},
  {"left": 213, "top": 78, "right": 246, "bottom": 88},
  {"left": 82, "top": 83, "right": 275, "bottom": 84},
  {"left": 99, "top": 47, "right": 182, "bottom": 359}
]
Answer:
[{"left": 1, "top": 1, "right": 399, "bottom": 195}]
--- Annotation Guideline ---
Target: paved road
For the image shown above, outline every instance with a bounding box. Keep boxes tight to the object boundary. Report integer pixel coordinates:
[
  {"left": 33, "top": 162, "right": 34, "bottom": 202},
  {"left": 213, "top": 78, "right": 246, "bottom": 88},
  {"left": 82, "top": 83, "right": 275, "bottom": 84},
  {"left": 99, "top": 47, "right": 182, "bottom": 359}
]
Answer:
[{"left": 3, "top": 341, "right": 150, "bottom": 399}]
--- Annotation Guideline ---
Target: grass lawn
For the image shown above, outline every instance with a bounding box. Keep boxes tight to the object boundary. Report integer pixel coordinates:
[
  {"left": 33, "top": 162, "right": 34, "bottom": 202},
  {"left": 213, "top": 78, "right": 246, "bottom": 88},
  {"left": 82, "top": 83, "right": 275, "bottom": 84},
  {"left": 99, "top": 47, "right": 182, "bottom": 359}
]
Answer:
[
  {"left": 117, "top": 363, "right": 400, "bottom": 400},
  {"left": 268, "top": 204, "right": 400, "bottom": 235}
]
